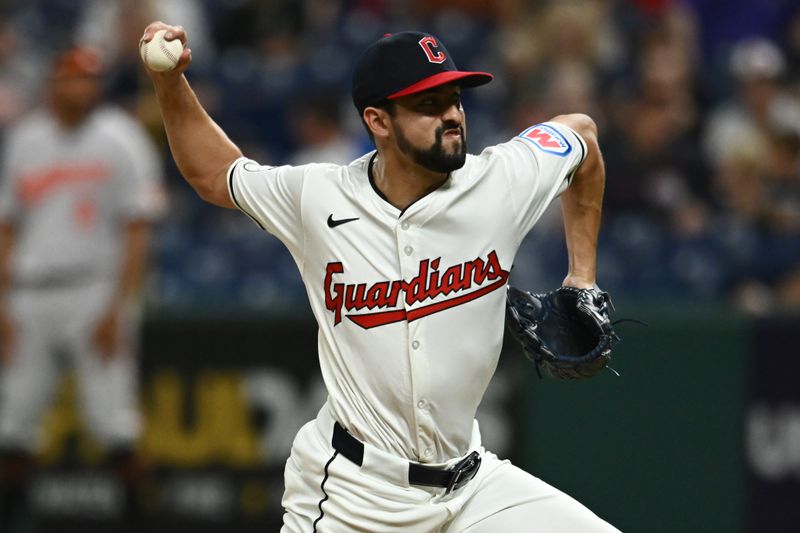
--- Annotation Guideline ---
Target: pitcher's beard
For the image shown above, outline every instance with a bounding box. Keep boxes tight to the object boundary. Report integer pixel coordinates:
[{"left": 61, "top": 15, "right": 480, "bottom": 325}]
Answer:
[{"left": 395, "top": 122, "right": 467, "bottom": 173}]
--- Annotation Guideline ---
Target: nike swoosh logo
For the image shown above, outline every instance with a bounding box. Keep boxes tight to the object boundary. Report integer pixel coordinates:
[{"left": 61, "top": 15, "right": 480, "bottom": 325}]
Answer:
[{"left": 327, "top": 214, "right": 360, "bottom": 228}]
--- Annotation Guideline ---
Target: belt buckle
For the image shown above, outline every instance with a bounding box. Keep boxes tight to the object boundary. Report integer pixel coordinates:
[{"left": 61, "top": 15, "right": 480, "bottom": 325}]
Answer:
[{"left": 445, "top": 451, "right": 481, "bottom": 494}]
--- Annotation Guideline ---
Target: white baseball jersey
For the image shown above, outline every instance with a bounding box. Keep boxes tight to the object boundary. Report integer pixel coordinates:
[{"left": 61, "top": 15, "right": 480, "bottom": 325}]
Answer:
[
  {"left": 228, "top": 121, "right": 586, "bottom": 464},
  {"left": 0, "top": 106, "right": 165, "bottom": 285}
]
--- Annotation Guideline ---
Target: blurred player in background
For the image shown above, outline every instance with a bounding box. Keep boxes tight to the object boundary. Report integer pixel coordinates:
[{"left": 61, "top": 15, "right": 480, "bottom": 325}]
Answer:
[{"left": 0, "top": 46, "right": 165, "bottom": 532}]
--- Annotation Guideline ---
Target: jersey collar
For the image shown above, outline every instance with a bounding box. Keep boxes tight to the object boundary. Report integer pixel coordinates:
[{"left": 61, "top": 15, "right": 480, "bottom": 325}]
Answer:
[{"left": 367, "top": 152, "right": 453, "bottom": 218}]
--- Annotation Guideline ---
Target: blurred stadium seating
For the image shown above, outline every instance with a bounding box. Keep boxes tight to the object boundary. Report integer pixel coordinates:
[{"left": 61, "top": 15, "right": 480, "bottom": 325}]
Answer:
[{"left": 2, "top": 0, "right": 798, "bottom": 313}]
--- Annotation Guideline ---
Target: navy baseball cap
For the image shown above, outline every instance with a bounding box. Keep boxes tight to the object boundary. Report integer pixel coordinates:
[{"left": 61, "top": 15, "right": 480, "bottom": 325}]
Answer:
[{"left": 352, "top": 31, "right": 493, "bottom": 114}]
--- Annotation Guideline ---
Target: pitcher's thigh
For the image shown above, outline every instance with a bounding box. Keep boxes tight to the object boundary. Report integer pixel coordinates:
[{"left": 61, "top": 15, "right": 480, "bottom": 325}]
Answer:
[{"left": 448, "top": 461, "right": 619, "bottom": 533}]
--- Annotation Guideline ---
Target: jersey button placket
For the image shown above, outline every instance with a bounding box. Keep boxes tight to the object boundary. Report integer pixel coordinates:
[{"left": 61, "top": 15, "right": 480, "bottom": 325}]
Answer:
[
  {"left": 409, "top": 329, "right": 433, "bottom": 460},
  {"left": 397, "top": 223, "right": 433, "bottom": 461},
  {"left": 409, "top": 325, "right": 435, "bottom": 461}
]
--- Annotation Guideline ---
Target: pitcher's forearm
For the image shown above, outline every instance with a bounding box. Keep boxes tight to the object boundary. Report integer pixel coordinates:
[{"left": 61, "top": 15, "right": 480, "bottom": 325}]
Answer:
[
  {"left": 561, "top": 164, "right": 603, "bottom": 286},
  {"left": 553, "top": 114, "right": 605, "bottom": 288},
  {"left": 153, "top": 75, "right": 241, "bottom": 207}
]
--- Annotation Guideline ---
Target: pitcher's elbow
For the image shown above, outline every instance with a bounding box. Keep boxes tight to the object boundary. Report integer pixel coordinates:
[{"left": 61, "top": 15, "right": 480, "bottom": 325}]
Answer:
[{"left": 553, "top": 113, "right": 597, "bottom": 142}]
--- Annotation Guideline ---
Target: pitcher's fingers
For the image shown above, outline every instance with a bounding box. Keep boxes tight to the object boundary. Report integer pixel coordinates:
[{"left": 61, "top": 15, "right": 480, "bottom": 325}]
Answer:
[
  {"left": 176, "top": 48, "right": 192, "bottom": 69},
  {"left": 164, "top": 25, "right": 188, "bottom": 45},
  {"left": 140, "top": 22, "right": 187, "bottom": 45},
  {"left": 140, "top": 21, "right": 167, "bottom": 43}
]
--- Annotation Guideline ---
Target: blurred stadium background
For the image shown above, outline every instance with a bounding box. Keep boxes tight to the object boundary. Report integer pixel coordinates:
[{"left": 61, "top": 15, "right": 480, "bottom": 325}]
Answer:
[{"left": 1, "top": 0, "right": 799, "bottom": 531}]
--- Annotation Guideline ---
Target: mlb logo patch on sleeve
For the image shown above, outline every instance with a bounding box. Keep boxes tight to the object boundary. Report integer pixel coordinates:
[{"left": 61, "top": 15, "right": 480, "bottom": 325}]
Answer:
[{"left": 518, "top": 124, "right": 572, "bottom": 156}]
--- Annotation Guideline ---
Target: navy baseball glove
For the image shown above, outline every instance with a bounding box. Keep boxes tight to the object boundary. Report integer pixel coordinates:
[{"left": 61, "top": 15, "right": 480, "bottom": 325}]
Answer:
[{"left": 505, "top": 285, "right": 620, "bottom": 379}]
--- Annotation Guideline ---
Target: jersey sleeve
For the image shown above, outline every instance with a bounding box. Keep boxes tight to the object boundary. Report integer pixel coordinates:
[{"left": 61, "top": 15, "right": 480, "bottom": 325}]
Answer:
[
  {"left": 113, "top": 116, "right": 167, "bottom": 221},
  {"left": 226, "top": 157, "right": 306, "bottom": 256},
  {"left": 493, "top": 121, "right": 587, "bottom": 241}
]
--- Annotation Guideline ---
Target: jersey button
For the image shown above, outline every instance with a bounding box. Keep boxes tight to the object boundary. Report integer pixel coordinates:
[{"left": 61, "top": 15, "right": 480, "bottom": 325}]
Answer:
[
  {"left": 424, "top": 448, "right": 433, "bottom": 459},
  {"left": 404, "top": 245, "right": 413, "bottom": 256},
  {"left": 417, "top": 399, "right": 427, "bottom": 409},
  {"left": 411, "top": 340, "right": 420, "bottom": 350},
  {"left": 401, "top": 221, "right": 410, "bottom": 230}
]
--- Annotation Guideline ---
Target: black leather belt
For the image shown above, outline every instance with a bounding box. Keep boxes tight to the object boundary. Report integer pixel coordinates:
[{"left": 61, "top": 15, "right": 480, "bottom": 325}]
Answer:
[{"left": 332, "top": 422, "right": 481, "bottom": 494}]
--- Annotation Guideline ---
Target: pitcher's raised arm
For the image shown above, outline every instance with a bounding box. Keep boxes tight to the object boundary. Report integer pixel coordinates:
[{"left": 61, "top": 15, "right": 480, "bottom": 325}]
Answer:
[{"left": 140, "top": 21, "right": 242, "bottom": 208}]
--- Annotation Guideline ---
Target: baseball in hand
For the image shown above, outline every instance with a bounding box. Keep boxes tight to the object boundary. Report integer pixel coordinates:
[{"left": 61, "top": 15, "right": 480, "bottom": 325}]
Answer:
[{"left": 140, "top": 29, "right": 184, "bottom": 72}]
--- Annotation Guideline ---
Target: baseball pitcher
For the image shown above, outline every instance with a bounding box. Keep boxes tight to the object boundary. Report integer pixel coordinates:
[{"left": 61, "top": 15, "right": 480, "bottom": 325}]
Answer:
[{"left": 141, "top": 22, "right": 619, "bottom": 532}]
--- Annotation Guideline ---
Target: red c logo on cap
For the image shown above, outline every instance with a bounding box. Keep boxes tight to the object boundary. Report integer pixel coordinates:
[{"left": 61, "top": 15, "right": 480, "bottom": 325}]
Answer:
[{"left": 419, "top": 36, "right": 446, "bottom": 64}]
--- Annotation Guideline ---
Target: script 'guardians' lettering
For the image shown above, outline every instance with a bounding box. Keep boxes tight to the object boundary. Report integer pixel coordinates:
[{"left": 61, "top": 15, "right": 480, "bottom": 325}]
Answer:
[{"left": 324, "top": 250, "right": 509, "bottom": 329}]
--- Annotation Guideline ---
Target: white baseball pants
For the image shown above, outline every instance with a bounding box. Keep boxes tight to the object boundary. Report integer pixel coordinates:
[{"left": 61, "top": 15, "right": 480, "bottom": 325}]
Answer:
[
  {"left": 0, "top": 281, "right": 141, "bottom": 452},
  {"left": 281, "top": 403, "right": 619, "bottom": 532}
]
